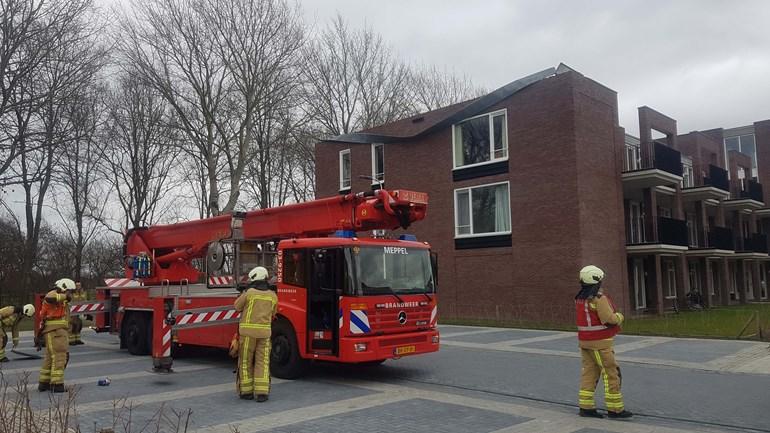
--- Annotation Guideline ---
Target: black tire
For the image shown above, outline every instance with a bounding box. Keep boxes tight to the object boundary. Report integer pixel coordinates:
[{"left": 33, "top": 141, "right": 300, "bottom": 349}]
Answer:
[
  {"left": 123, "top": 313, "right": 150, "bottom": 356},
  {"left": 270, "top": 319, "right": 306, "bottom": 379}
]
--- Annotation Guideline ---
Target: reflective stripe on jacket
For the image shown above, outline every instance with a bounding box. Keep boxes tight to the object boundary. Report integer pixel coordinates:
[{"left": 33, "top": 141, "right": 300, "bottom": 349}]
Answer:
[
  {"left": 41, "top": 290, "right": 69, "bottom": 333},
  {"left": 234, "top": 288, "right": 277, "bottom": 339},
  {"left": 575, "top": 295, "right": 620, "bottom": 341}
]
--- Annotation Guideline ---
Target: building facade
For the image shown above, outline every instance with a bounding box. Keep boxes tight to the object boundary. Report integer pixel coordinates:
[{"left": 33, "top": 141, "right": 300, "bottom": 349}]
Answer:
[{"left": 314, "top": 64, "right": 770, "bottom": 324}]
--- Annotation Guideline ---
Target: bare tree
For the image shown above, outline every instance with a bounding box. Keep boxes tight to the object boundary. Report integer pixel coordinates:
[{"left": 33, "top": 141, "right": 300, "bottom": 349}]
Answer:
[
  {"left": 301, "top": 14, "right": 415, "bottom": 138},
  {"left": 7, "top": 0, "right": 104, "bottom": 289},
  {"left": 51, "top": 84, "right": 108, "bottom": 280},
  {"left": 411, "top": 64, "right": 485, "bottom": 112},
  {"left": 101, "top": 73, "right": 181, "bottom": 232},
  {"left": 0, "top": 0, "right": 96, "bottom": 183}
]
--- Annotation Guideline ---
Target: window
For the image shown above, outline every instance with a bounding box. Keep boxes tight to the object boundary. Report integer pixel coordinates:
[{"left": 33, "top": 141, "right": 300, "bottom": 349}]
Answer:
[
  {"left": 632, "top": 259, "right": 646, "bottom": 310},
  {"left": 664, "top": 260, "right": 677, "bottom": 298},
  {"left": 282, "top": 249, "right": 306, "bottom": 287},
  {"left": 628, "top": 202, "right": 645, "bottom": 244},
  {"left": 725, "top": 134, "right": 759, "bottom": 179},
  {"left": 689, "top": 262, "right": 701, "bottom": 293},
  {"left": 453, "top": 110, "right": 508, "bottom": 168},
  {"left": 339, "top": 149, "right": 351, "bottom": 191},
  {"left": 686, "top": 213, "right": 698, "bottom": 247},
  {"left": 681, "top": 157, "right": 694, "bottom": 188},
  {"left": 454, "top": 182, "right": 511, "bottom": 237},
  {"left": 625, "top": 144, "right": 640, "bottom": 171},
  {"left": 371, "top": 143, "right": 384, "bottom": 183}
]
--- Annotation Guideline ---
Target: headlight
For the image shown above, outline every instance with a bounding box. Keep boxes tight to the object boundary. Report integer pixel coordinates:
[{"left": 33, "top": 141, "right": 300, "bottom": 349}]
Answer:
[{"left": 354, "top": 343, "right": 368, "bottom": 352}]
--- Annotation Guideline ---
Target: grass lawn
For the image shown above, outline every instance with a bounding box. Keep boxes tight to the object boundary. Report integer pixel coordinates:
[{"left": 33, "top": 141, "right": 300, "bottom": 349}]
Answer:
[{"left": 442, "top": 303, "right": 770, "bottom": 340}]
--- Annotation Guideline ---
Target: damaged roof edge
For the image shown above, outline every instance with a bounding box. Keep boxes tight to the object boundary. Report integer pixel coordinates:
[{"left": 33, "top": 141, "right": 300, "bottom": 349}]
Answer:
[{"left": 326, "top": 66, "right": 557, "bottom": 144}]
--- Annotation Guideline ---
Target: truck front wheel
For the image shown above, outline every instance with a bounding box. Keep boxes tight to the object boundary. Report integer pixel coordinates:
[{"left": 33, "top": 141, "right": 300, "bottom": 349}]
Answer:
[{"left": 270, "top": 320, "right": 305, "bottom": 379}]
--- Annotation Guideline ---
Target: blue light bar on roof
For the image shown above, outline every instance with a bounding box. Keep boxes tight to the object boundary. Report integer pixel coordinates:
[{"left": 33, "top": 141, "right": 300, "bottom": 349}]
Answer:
[
  {"left": 398, "top": 234, "right": 417, "bottom": 241},
  {"left": 334, "top": 230, "right": 357, "bottom": 238}
]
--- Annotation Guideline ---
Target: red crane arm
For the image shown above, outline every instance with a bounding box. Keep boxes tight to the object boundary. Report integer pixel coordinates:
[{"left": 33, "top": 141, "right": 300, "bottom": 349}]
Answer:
[{"left": 123, "top": 189, "right": 428, "bottom": 284}]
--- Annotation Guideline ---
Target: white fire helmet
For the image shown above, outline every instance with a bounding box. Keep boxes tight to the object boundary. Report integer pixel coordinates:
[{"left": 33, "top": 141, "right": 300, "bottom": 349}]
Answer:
[
  {"left": 579, "top": 265, "right": 605, "bottom": 285},
  {"left": 22, "top": 304, "right": 35, "bottom": 317},
  {"left": 55, "top": 278, "right": 77, "bottom": 291},
  {"left": 248, "top": 266, "right": 269, "bottom": 283}
]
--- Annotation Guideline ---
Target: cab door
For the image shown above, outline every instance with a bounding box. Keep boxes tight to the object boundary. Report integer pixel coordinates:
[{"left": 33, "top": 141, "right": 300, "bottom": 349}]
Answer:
[{"left": 306, "top": 248, "right": 342, "bottom": 356}]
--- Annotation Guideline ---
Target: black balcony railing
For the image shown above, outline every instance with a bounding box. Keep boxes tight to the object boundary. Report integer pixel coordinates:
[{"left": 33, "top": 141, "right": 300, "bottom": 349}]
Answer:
[
  {"left": 624, "top": 141, "right": 683, "bottom": 176},
  {"left": 704, "top": 165, "right": 729, "bottom": 192},
  {"left": 707, "top": 226, "right": 734, "bottom": 250},
  {"left": 742, "top": 233, "right": 769, "bottom": 253},
  {"left": 658, "top": 217, "right": 688, "bottom": 246},
  {"left": 739, "top": 179, "right": 765, "bottom": 202},
  {"left": 653, "top": 142, "right": 683, "bottom": 177}
]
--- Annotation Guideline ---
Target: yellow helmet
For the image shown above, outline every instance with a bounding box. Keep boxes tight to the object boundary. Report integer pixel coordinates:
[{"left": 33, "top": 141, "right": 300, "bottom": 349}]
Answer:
[
  {"left": 55, "top": 278, "right": 77, "bottom": 291},
  {"left": 579, "top": 265, "right": 605, "bottom": 285},
  {"left": 22, "top": 304, "right": 35, "bottom": 317},
  {"left": 248, "top": 266, "right": 269, "bottom": 282}
]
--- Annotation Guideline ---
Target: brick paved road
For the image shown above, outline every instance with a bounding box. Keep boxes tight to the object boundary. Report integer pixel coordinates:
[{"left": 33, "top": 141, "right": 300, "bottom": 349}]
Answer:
[{"left": 1, "top": 325, "right": 769, "bottom": 433}]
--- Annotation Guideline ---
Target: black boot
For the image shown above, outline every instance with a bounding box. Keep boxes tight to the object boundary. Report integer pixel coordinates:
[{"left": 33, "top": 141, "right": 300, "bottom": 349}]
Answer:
[
  {"left": 38, "top": 383, "right": 50, "bottom": 392},
  {"left": 607, "top": 410, "right": 633, "bottom": 419},
  {"left": 256, "top": 394, "right": 268, "bottom": 403},
  {"left": 579, "top": 409, "right": 604, "bottom": 418},
  {"left": 0, "top": 357, "right": 9, "bottom": 363},
  {"left": 239, "top": 393, "right": 254, "bottom": 400},
  {"left": 51, "top": 384, "right": 67, "bottom": 393}
]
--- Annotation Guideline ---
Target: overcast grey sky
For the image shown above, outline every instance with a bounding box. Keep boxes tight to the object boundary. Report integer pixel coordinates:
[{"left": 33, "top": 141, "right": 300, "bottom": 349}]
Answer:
[{"left": 302, "top": 0, "right": 770, "bottom": 136}]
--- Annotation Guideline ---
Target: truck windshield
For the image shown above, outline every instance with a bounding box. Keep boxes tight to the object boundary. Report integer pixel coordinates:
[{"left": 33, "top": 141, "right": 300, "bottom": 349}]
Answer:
[{"left": 349, "top": 246, "right": 435, "bottom": 296}]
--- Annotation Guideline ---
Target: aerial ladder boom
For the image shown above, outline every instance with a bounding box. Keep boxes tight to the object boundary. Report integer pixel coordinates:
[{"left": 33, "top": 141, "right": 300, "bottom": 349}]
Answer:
[{"left": 124, "top": 189, "right": 428, "bottom": 285}]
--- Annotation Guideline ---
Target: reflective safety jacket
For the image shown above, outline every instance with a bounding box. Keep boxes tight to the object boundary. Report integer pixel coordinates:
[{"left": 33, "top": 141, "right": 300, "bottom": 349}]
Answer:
[
  {"left": 575, "top": 294, "right": 623, "bottom": 342},
  {"left": 40, "top": 290, "right": 70, "bottom": 334},
  {"left": 72, "top": 290, "right": 87, "bottom": 302},
  {"left": 234, "top": 288, "right": 277, "bottom": 339},
  {"left": 0, "top": 306, "right": 22, "bottom": 345}
]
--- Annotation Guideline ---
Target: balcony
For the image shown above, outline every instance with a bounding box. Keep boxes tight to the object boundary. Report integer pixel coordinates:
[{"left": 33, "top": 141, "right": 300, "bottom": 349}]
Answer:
[
  {"left": 627, "top": 216, "right": 689, "bottom": 254},
  {"left": 724, "top": 178, "right": 765, "bottom": 210},
  {"left": 738, "top": 233, "right": 768, "bottom": 254},
  {"left": 682, "top": 164, "right": 730, "bottom": 202},
  {"left": 623, "top": 141, "right": 683, "bottom": 192},
  {"left": 687, "top": 226, "right": 734, "bottom": 257}
]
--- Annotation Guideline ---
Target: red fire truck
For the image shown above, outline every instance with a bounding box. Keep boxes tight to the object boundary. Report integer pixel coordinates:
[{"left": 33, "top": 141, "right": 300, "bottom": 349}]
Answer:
[{"left": 68, "top": 189, "right": 438, "bottom": 378}]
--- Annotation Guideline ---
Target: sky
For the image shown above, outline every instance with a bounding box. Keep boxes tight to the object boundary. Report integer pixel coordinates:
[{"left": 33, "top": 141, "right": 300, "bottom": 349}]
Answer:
[{"left": 302, "top": 0, "right": 770, "bottom": 136}]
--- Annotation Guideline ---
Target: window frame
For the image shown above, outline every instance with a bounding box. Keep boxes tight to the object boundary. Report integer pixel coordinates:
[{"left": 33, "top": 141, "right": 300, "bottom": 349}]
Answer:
[
  {"left": 724, "top": 133, "right": 759, "bottom": 181},
  {"left": 451, "top": 109, "right": 509, "bottom": 170},
  {"left": 453, "top": 180, "right": 512, "bottom": 239},
  {"left": 339, "top": 149, "right": 351, "bottom": 192},
  {"left": 371, "top": 143, "right": 384, "bottom": 184}
]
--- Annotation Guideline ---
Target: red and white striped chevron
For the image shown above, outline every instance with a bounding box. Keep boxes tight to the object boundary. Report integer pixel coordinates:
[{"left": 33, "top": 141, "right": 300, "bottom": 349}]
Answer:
[
  {"left": 70, "top": 303, "right": 105, "bottom": 313},
  {"left": 104, "top": 278, "right": 141, "bottom": 287},
  {"left": 161, "top": 320, "right": 171, "bottom": 357},
  {"left": 175, "top": 309, "right": 240, "bottom": 326},
  {"left": 208, "top": 276, "right": 234, "bottom": 285}
]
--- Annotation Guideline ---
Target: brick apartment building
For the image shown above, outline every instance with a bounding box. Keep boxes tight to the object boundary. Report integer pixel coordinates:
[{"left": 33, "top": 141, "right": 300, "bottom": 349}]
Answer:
[{"left": 314, "top": 64, "right": 770, "bottom": 324}]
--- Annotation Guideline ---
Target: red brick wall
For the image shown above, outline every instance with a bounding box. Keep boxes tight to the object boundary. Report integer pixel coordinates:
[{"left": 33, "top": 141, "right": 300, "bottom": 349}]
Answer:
[
  {"left": 316, "top": 71, "right": 627, "bottom": 324},
  {"left": 754, "top": 120, "right": 770, "bottom": 203}
]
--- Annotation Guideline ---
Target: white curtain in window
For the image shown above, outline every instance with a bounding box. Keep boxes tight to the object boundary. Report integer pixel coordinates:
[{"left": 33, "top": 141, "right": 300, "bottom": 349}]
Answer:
[{"left": 494, "top": 184, "right": 510, "bottom": 232}]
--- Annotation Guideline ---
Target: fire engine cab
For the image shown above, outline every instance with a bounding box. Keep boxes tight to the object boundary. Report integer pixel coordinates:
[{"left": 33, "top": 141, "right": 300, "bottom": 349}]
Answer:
[{"left": 77, "top": 189, "right": 438, "bottom": 378}]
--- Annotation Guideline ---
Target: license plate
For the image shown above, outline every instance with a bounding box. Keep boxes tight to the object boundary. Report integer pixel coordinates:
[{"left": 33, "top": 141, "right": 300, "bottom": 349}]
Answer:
[{"left": 395, "top": 345, "right": 416, "bottom": 355}]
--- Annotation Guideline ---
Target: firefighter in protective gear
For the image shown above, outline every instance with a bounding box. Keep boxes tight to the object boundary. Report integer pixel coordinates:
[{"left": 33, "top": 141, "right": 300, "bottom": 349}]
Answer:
[
  {"left": 575, "top": 265, "right": 633, "bottom": 419},
  {"left": 0, "top": 304, "right": 35, "bottom": 362},
  {"left": 69, "top": 281, "right": 87, "bottom": 345},
  {"left": 37, "top": 278, "right": 75, "bottom": 392},
  {"left": 234, "top": 266, "right": 277, "bottom": 402}
]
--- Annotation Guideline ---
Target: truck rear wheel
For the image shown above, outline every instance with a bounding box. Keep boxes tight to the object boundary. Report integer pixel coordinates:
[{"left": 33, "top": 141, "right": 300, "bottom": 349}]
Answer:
[
  {"left": 270, "top": 320, "right": 305, "bottom": 379},
  {"left": 123, "top": 313, "right": 150, "bottom": 356}
]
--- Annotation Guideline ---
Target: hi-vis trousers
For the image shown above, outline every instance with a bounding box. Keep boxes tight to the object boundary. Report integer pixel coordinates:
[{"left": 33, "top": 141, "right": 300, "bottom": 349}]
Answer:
[
  {"left": 237, "top": 336, "right": 271, "bottom": 396},
  {"left": 69, "top": 316, "right": 83, "bottom": 344},
  {"left": 579, "top": 347, "right": 624, "bottom": 413},
  {"left": 40, "top": 328, "right": 69, "bottom": 386}
]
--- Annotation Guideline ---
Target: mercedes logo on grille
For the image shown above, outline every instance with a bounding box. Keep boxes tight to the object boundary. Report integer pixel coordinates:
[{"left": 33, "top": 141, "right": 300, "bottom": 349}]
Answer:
[{"left": 398, "top": 311, "right": 407, "bottom": 325}]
